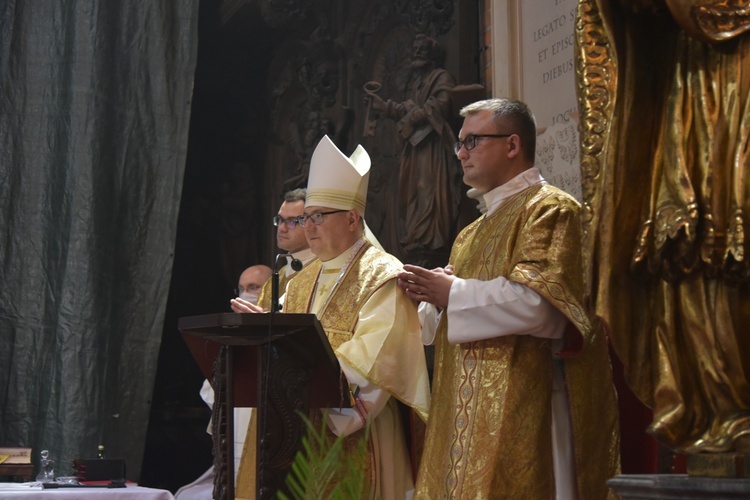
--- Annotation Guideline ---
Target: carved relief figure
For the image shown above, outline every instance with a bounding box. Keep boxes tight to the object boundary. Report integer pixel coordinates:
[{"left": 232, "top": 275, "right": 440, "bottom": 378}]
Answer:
[
  {"left": 285, "top": 111, "right": 334, "bottom": 190},
  {"left": 366, "top": 34, "right": 460, "bottom": 266},
  {"left": 269, "top": 35, "right": 354, "bottom": 194},
  {"left": 578, "top": 0, "right": 750, "bottom": 454}
]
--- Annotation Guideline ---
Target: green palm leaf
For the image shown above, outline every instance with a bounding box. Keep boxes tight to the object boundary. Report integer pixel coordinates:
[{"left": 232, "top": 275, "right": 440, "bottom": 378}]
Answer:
[{"left": 279, "top": 412, "right": 372, "bottom": 500}]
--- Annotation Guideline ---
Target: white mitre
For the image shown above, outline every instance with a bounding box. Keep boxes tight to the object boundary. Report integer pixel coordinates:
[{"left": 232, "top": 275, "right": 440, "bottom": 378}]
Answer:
[{"left": 306, "top": 135, "right": 370, "bottom": 216}]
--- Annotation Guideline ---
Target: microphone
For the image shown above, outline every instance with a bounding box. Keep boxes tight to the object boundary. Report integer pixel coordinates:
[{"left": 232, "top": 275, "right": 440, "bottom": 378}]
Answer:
[
  {"left": 274, "top": 253, "right": 302, "bottom": 272},
  {"left": 271, "top": 253, "right": 303, "bottom": 312},
  {"left": 290, "top": 256, "right": 303, "bottom": 272}
]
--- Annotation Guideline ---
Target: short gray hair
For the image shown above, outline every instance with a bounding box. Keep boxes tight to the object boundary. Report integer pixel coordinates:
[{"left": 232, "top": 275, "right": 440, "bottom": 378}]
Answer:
[{"left": 460, "top": 98, "right": 537, "bottom": 162}]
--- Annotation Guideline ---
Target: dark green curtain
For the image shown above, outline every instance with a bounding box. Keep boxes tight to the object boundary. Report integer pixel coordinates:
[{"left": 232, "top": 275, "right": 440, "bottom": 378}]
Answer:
[{"left": 0, "top": 0, "right": 199, "bottom": 480}]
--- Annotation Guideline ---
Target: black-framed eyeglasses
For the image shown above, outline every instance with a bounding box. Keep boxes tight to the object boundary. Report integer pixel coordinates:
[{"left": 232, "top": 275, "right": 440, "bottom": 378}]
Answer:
[
  {"left": 273, "top": 215, "right": 300, "bottom": 229},
  {"left": 296, "top": 209, "right": 348, "bottom": 227},
  {"left": 453, "top": 134, "right": 513, "bottom": 155}
]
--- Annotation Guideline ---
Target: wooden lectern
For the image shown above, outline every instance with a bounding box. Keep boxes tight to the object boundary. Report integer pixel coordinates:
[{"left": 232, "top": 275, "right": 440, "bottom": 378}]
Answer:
[{"left": 179, "top": 312, "right": 349, "bottom": 500}]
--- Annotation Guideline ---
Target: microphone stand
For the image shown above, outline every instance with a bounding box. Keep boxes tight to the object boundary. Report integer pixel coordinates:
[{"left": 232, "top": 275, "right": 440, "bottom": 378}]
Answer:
[
  {"left": 271, "top": 253, "right": 303, "bottom": 313},
  {"left": 259, "top": 252, "right": 303, "bottom": 495},
  {"left": 271, "top": 267, "right": 281, "bottom": 313}
]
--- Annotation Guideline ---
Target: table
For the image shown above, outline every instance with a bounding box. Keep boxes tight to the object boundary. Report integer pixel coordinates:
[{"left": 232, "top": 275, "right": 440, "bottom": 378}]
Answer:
[
  {"left": 0, "top": 483, "right": 175, "bottom": 499},
  {"left": 0, "top": 464, "right": 34, "bottom": 482}
]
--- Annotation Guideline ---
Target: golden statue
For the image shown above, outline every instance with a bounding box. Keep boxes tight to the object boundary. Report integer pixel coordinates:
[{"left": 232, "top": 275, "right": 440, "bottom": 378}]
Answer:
[{"left": 576, "top": 0, "right": 750, "bottom": 455}]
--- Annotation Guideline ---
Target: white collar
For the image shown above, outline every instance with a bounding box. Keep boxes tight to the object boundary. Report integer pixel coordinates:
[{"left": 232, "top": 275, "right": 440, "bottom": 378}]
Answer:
[
  {"left": 292, "top": 247, "right": 316, "bottom": 265},
  {"left": 483, "top": 167, "right": 545, "bottom": 217},
  {"left": 320, "top": 238, "right": 365, "bottom": 270}
]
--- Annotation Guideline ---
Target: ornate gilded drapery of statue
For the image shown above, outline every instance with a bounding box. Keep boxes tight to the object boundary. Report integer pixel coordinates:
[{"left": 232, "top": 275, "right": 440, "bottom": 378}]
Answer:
[{"left": 576, "top": 0, "right": 750, "bottom": 454}]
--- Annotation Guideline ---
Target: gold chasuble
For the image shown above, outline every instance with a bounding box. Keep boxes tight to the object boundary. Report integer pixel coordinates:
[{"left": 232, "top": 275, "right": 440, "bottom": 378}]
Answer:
[
  {"left": 415, "top": 184, "right": 620, "bottom": 499},
  {"left": 238, "top": 240, "right": 429, "bottom": 499},
  {"left": 284, "top": 241, "right": 428, "bottom": 421}
]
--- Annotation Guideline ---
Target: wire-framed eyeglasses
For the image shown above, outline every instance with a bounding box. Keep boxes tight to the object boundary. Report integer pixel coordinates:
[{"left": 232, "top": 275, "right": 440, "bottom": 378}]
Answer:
[
  {"left": 296, "top": 209, "right": 348, "bottom": 227},
  {"left": 234, "top": 284, "right": 261, "bottom": 296},
  {"left": 273, "top": 215, "right": 301, "bottom": 229},
  {"left": 453, "top": 134, "right": 513, "bottom": 155}
]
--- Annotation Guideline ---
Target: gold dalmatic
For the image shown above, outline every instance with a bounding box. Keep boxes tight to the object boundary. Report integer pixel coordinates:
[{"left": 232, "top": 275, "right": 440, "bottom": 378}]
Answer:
[
  {"left": 415, "top": 184, "right": 620, "bottom": 499},
  {"left": 256, "top": 266, "right": 295, "bottom": 312},
  {"left": 577, "top": 0, "right": 750, "bottom": 452}
]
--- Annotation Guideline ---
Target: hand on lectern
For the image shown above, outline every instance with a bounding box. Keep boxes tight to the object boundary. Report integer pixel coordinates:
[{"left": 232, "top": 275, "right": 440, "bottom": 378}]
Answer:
[{"left": 230, "top": 297, "right": 268, "bottom": 313}]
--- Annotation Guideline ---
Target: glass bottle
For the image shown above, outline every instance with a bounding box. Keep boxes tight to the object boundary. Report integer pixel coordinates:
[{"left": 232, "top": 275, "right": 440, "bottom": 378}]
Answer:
[{"left": 35, "top": 449, "right": 55, "bottom": 483}]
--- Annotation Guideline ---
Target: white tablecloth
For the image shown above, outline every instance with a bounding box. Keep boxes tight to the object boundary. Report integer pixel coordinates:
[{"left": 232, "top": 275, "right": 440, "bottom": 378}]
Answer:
[{"left": 0, "top": 483, "right": 175, "bottom": 499}]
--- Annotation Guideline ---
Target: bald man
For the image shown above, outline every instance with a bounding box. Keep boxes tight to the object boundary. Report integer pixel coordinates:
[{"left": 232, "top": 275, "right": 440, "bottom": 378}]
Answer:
[{"left": 235, "top": 264, "right": 272, "bottom": 305}]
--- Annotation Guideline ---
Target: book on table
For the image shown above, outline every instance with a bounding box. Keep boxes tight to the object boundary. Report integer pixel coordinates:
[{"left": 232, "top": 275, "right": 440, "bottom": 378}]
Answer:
[{"left": 0, "top": 447, "right": 31, "bottom": 465}]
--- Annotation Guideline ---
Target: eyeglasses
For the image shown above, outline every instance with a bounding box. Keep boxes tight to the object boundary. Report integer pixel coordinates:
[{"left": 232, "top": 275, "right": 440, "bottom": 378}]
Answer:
[
  {"left": 234, "top": 284, "right": 262, "bottom": 296},
  {"left": 296, "top": 209, "right": 348, "bottom": 227},
  {"left": 453, "top": 134, "right": 513, "bottom": 155},
  {"left": 273, "top": 215, "right": 301, "bottom": 229}
]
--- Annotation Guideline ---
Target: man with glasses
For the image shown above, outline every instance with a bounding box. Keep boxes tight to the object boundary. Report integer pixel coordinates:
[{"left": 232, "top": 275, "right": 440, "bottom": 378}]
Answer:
[
  {"left": 231, "top": 135, "right": 430, "bottom": 500},
  {"left": 251, "top": 188, "right": 316, "bottom": 311},
  {"left": 397, "top": 98, "right": 620, "bottom": 499},
  {"left": 272, "top": 188, "right": 311, "bottom": 260}
]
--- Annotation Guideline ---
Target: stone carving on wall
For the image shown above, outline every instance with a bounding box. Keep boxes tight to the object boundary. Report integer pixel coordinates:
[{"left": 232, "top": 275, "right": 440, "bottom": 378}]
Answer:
[
  {"left": 263, "top": 30, "right": 354, "bottom": 196},
  {"left": 257, "top": 0, "right": 312, "bottom": 28},
  {"left": 260, "top": 1, "right": 471, "bottom": 263},
  {"left": 364, "top": 34, "right": 461, "bottom": 267},
  {"left": 394, "top": 0, "right": 455, "bottom": 35}
]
